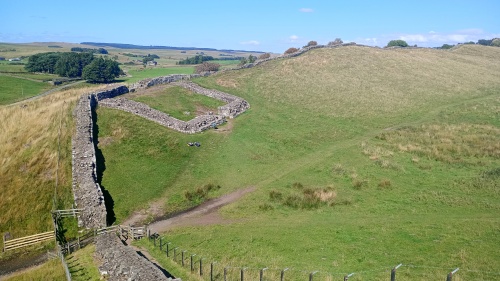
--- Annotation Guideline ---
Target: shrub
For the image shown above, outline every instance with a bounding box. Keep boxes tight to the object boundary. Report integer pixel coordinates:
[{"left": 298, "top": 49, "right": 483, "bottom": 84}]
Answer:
[
  {"left": 492, "top": 39, "right": 500, "bottom": 47},
  {"left": 259, "top": 203, "right": 274, "bottom": 211},
  {"left": 284, "top": 47, "right": 299, "bottom": 54},
  {"left": 386, "top": 40, "right": 408, "bottom": 47},
  {"left": 328, "top": 38, "right": 343, "bottom": 46},
  {"left": 378, "top": 179, "right": 392, "bottom": 189},
  {"left": 194, "top": 62, "right": 220, "bottom": 74},
  {"left": 258, "top": 53, "right": 271, "bottom": 60},
  {"left": 269, "top": 190, "right": 283, "bottom": 201},
  {"left": 184, "top": 183, "right": 221, "bottom": 203},
  {"left": 306, "top": 41, "right": 318, "bottom": 47}
]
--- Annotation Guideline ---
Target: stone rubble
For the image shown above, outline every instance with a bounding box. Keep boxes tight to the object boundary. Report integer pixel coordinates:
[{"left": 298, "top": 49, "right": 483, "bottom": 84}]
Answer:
[{"left": 95, "top": 233, "right": 175, "bottom": 281}]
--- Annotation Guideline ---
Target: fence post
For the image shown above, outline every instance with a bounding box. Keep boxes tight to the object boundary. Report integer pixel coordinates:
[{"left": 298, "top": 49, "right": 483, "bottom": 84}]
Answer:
[
  {"left": 391, "top": 263, "right": 402, "bottom": 281},
  {"left": 173, "top": 247, "right": 178, "bottom": 262},
  {"left": 182, "top": 250, "right": 186, "bottom": 266},
  {"left": 260, "top": 267, "right": 268, "bottom": 281},
  {"left": 191, "top": 254, "right": 196, "bottom": 272},
  {"left": 166, "top": 242, "right": 171, "bottom": 257},
  {"left": 159, "top": 237, "right": 163, "bottom": 251},
  {"left": 241, "top": 267, "right": 246, "bottom": 281},
  {"left": 211, "top": 262, "right": 217, "bottom": 281},
  {"left": 446, "top": 268, "right": 459, "bottom": 281},
  {"left": 224, "top": 267, "right": 227, "bottom": 281},
  {"left": 200, "top": 258, "right": 203, "bottom": 276},
  {"left": 309, "top": 271, "right": 318, "bottom": 281},
  {"left": 154, "top": 236, "right": 156, "bottom": 247},
  {"left": 280, "top": 268, "right": 289, "bottom": 281}
]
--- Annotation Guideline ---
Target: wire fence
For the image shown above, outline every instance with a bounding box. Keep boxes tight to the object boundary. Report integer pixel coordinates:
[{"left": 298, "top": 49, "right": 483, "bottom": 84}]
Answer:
[{"left": 146, "top": 234, "right": 500, "bottom": 281}]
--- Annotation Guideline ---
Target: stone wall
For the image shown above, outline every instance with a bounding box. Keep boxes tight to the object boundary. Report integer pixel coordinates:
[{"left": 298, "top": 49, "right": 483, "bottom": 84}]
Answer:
[
  {"left": 173, "top": 81, "right": 250, "bottom": 118},
  {"left": 129, "top": 74, "right": 203, "bottom": 91},
  {"left": 99, "top": 97, "right": 226, "bottom": 134},
  {"left": 72, "top": 94, "right": 107, "bottom": 229},
  {"left": 95, "top": 233, "right": 173, "bottom": 281}
]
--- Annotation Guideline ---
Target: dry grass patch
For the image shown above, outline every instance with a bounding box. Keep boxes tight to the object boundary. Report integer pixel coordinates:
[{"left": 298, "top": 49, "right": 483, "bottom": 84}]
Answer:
[
  {"left": 0, "top": 85, "right": 107, "bottom": 245},
  {"left": 379, "top": 123, "right": 500, "bottom": 164}
]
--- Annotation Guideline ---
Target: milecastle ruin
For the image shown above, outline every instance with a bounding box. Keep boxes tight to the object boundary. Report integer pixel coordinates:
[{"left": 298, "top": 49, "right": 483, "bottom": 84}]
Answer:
[{"left": 70, "top": 43, "right": 369, "bottom": 280}]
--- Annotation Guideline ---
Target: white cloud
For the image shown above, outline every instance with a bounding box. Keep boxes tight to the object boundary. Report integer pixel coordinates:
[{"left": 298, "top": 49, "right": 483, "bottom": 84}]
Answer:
[
  {"left": 299, "top": 8, "right": 314, "bottom": 13},
  {"left": 289, "top": 35, "right": 299, "bottom": 42},
  {"left": 394, "top": 29, "right": 497, "bottom": 46},
  {"left": 240, "top": 40, "right": 260, "bottom": 46}
]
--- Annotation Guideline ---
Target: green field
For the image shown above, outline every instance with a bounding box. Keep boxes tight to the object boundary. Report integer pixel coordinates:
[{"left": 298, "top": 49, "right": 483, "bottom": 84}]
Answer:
[
  {"left": 122, "top": 66, "right": 195, "bottom": 83},
  {"left": 96, "top": 45, "right": 500, "bottom": 280},
  {"left": 128, "top": 85, "right": 225, "bottom": 121},
  {"left": 0, "top": 75, "right": 53, "bottom": 105}
]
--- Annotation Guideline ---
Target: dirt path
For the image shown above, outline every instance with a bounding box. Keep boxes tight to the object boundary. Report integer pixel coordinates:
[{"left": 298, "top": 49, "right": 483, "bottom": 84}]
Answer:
[{"left": 143, "top": 187, "right": 255, "bottom": 234}]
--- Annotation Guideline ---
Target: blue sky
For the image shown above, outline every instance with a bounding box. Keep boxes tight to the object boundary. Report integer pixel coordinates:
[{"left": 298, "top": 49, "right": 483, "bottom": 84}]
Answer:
[{"left": 1, "top": 0, "right": 499, "bottom": 53}]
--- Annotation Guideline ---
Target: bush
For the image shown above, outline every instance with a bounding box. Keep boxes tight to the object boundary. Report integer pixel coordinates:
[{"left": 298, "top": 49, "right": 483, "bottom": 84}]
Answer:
[
  {"left": 328, "top": 38, "right": 343, "bottom": 46},
  {"left": 386, "top": 40, "right": 408, "bottom": 47},
  {"left": 194, "top": 62, "right": 220, "bottom": 74},
  {"left": 284, "top": 47, "right": 299, "bottom": 54},
  {"left": 492, "top": 39, "right": 500, "bottom": 47},
  {"left": 440, "top": 44, "right": 454, "bottom": 49},
  {"left": 258, "top": 53, "right": 271, "bottom": 60},
  {"left": 269, "top": 190, "right": 283, "bottom": 201},
  {"left": 184, "top": 183, "right": 221, "bottom": 203},
  {"left": 306, "top": 41, "right": 318, "bottom": 47}
]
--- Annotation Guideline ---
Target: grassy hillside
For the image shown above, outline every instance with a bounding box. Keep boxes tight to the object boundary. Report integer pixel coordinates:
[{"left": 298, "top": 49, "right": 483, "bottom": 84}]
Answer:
[
  {"left": 0, "top": 75, "right": 54, "bottom": 105},
  {"left": 96, "top": 44, "right": 500, "bottom": 280},
  {"left": 0, "top": 85, "right": 108, "bottom": 258}
]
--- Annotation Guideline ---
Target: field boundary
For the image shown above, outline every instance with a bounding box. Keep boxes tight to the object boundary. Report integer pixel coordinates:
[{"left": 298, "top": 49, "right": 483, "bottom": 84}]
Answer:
[{"left": 2, "top": 231, "right": 54, "bottom": 252}]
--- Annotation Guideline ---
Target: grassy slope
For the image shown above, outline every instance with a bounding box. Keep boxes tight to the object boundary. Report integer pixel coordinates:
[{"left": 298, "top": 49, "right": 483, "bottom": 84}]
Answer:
[
  {"left": 95, "top": 45, "right": 499, "bottom": 280},
  {"left": 122, "top": 66, "right": 195, "bottom": 84},
  {"left": 0, "top": 85, "right": 108, "bottom": 258}
]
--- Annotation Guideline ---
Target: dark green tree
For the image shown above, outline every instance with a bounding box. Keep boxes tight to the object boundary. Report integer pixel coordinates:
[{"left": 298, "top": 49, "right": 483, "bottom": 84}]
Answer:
[
  {"left": 55, "top": 52, "right": 94, "bottom": 77},
  {"left": 386, "top": 40, "right": 408, "bottom": 47},
  {"left": 25, "top": 52, "right": 62, "bottom": 73},
  {"left": 440, "top": 44, "right": 454, "bottom": 49},
  {"left": 82, "top": 57, "right": 121, "bottom": 83}
]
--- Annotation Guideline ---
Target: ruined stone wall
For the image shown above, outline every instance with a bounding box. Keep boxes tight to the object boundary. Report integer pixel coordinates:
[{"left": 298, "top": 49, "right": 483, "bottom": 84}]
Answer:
[
  {"left": 95, "top": 233, "right": 172, "bottom": 281},
  {"left": 129, "top": 74, "right": 203, "bottom": 91},
  {"left": 173, "top": 81, "right": 250, "bottom": 118},
  {"left": 99, "top": 97, "right": 226, "bottom": 134},
  {"left": 72, "top": 94, "right": 107, "bottom": 229}
]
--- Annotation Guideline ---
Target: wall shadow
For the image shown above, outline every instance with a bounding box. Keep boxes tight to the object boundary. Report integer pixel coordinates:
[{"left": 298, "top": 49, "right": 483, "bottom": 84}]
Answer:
[{"left": 91, "top": 105, "right": 116, "bottom": 226}]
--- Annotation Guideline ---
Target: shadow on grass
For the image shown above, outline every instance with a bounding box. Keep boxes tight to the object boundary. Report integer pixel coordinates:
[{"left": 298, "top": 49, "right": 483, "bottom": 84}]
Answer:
[{"left": 92, "top": 105, "right": 116, "bottom": 226}]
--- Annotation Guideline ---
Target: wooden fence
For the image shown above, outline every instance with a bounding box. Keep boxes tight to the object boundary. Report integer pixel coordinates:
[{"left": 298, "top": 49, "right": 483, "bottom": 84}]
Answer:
[
  {"left": 52, "top": 208, "right": 83, "bottom": 219},
  {"left": 3, "top": 231, "right": 54, "bottom": 252}
]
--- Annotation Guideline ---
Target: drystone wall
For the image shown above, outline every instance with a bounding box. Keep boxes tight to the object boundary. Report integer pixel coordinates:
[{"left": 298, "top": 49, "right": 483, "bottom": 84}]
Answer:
[
  {"left": 72, "top": 94, "right": 107, "bottom": 229},
  {"left": 99, "top": 97, "right": 226, "bottom": 134},
  {"left": 129, "top": 74, "right": 203, "bottom": 91},
  {"left": 95, "top": 233, "right": 174, "bottom": 281},
  {"left": 173, "top": 81, "right": 250, "bottom": 118}
]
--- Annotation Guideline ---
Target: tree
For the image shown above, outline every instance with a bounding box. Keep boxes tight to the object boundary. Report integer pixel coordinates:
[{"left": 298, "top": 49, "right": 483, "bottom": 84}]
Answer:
[
  {"left": 477, "top": 39, "right": 493, "bottom": 46},
  {"left": 248, "top": 55, "right": 257, "bottom": 63},
  {"left": 492, "top": 39, "right": 500, "bottom": 47},
  {"left": 25, "top": 52, "right": 62, "bottom": 73},
  {"left": 55, "top": 52, "right": 94, "bottom": 77},
  {"left": 440, "top": 44, "right": 454, "bottom": 49},
  {"left": 284, "top": 47, "right": 299, "bottom": 54},
  {"left": 386, "top": 40, "right": 408, "bottom": 47},
  {"left": 82, "top": 57, "right": 121, "bottom": 83},
  {"left": 328, "top": 38, "right": 343, "bottom": 46}
]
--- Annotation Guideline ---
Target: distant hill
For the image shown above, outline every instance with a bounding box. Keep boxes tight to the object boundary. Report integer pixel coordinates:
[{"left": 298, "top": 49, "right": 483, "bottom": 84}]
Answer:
[{"left": 81, "top": 42, "right": 264, "bottom": 53}]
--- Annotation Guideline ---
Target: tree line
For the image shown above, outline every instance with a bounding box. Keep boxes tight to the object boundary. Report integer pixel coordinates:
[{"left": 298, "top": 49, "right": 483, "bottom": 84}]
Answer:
[
  {"left": 71, "top": 47, "right": 108, "bottom": 54},
  {"left": 177, "top": 55, "right": 215, "bottom": 65},
  {"left": 25, "top": 52, "right": 121, "bottom": 83}
]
